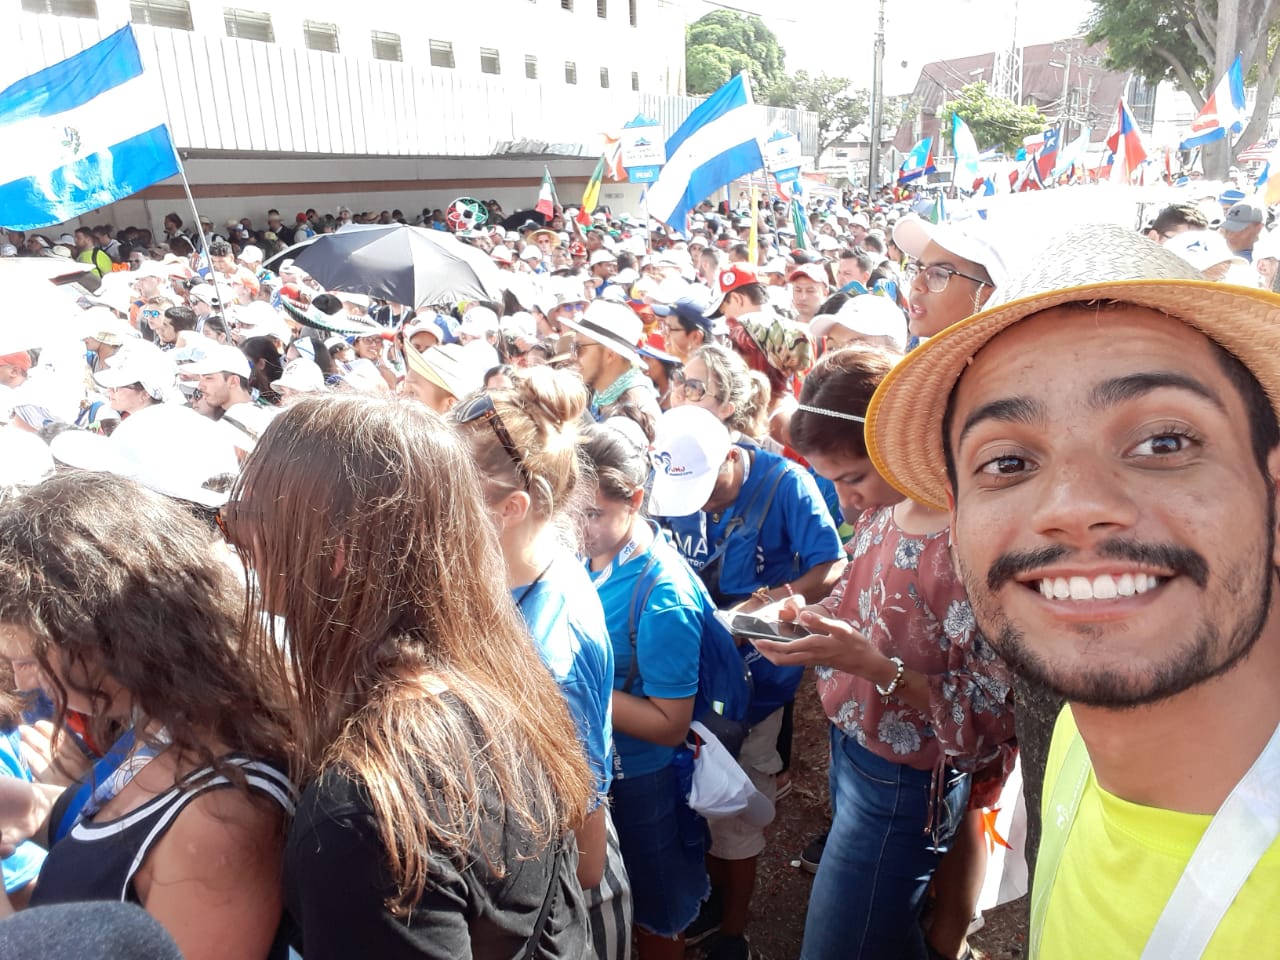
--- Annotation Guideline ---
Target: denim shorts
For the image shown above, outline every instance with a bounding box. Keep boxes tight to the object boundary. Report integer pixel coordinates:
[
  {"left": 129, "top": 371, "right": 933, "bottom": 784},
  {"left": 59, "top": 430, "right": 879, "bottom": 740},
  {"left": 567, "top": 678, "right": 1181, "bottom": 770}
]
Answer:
[{"left": 610, "top": 765, "right": 710, "bottom": 938}]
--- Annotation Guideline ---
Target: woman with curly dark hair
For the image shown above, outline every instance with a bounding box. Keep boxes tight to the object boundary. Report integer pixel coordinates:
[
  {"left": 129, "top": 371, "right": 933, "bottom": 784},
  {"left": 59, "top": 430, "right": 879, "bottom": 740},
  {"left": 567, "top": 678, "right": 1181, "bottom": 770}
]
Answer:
[{"left": 0, "top": 471, "right": 293, "bottom": 958}]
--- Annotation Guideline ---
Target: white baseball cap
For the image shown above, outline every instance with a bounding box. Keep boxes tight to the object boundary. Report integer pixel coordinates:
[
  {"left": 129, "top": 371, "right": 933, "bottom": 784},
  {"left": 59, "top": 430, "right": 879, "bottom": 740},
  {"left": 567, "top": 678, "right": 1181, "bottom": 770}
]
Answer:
[
  {"left": 809, "top": 294, "right": 908, "bottom": 350},
  {"left": 892, "top": 216, "right": 1011, "bottom": 289},
  {"left": 237, "top": 244, "right": 264, "bottom": 264},
  {"left": 272, "top": 357, "right": 325, "bottom": 394},
  {"left": 648, "top": 405, "right": 732, "bottom": 518},
  {"left": 184, "top": 343, "right": 251, "bottom": 378},
  {"left": 94, "top": 342, "right": 176, "bottom": 399}
]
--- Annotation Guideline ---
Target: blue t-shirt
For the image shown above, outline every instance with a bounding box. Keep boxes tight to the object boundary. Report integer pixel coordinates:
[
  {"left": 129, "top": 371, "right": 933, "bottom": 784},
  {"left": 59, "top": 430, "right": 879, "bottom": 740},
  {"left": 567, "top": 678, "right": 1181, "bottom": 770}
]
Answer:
[
  {"left": 663, "top": 445, "right": 843, "bottom": 605},
  {"left": 590, "top": 530, "right": 703, "bottom": 779},
  {"left": 514, "top": 549, "right": 615, "bottom": 805},
  {"left": 1, "top": 725, "right": 45, "bottom": 894}
]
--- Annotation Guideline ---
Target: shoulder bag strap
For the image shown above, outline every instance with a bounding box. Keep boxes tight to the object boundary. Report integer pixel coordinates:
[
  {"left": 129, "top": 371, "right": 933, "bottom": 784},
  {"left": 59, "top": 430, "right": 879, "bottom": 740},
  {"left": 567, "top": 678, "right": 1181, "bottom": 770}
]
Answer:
[
  {"left": 522, "top": 841, "right": 564, "bottom": 960},
  {"left": 1028, "top": 730, "right": 1091, "bottom": 958},
  {"left": 621, "top": 552, "right": 661, "bottom": 694}
]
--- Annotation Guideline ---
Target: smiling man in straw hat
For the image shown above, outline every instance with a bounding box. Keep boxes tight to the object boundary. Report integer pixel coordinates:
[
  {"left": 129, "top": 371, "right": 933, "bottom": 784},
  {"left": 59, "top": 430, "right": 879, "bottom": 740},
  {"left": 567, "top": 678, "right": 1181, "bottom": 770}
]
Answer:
[{"left": 865, "top": 223, "right": 1280, "bottom": 958}]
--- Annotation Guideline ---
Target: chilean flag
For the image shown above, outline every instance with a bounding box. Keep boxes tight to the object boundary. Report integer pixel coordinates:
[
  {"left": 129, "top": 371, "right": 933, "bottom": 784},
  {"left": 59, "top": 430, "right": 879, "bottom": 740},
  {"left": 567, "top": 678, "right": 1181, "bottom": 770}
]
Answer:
[
  {"left": 1180, "top": 55, "right": 1248, "bottom": 150},
  {"left": 1034, "top": 128, "right": 1061, "bottom": 185},
  {"left": 1106, "top": 99, "right": 1148, "bottom": 184}
]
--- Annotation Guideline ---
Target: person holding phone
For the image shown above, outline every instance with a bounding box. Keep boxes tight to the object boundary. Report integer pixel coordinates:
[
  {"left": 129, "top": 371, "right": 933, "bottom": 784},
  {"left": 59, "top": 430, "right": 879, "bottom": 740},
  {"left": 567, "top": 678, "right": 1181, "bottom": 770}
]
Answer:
[{"left": 753, "top": 346, "right": 1017, "bottom": 960}]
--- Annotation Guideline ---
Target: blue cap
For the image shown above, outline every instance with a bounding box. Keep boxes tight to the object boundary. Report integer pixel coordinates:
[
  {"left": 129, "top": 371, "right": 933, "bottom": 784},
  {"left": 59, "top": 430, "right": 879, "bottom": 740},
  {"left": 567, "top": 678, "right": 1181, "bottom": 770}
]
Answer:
[
  {"left": 651, "top": 294, "right": 714, "bottom": 333},
  {"left": 1219, "top": 188, "right": 1247, "bottom": 206}
]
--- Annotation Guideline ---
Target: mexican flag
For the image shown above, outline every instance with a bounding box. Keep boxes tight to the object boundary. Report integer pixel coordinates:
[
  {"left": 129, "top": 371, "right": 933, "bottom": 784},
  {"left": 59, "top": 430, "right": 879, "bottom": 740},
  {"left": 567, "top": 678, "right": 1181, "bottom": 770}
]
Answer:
[{"left": 535, "top": 166, "right": 558, "bottom": 217}]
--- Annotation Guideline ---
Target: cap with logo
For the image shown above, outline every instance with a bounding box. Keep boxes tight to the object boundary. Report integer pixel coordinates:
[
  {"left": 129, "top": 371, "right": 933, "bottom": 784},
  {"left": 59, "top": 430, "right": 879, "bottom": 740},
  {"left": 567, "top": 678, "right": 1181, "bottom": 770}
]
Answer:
[
  {"left": 648, "top": 405, "right": 732, "bottom": 517},
  {"left": 705, "top": 264, "right": 761, "bottom": 317},
  {"left": 183, "top": 343, "right": 251, "bottom": 378}
]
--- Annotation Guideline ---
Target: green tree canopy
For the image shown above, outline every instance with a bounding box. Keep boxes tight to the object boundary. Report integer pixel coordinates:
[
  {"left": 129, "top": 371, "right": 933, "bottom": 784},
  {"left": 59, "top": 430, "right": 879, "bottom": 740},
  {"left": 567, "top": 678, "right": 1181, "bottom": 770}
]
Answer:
[
  {"left": 685, "top": 11, "right": 787, "bottom": 97},
  {"left": 767, "top": 71, "right": 870, "bottom": 155},
  {"left": 1084, "top": 0, "right": 1280, "bottom": 174},
  {"left": 938, "top": 82, "right": 1047, "bottom": 154}
]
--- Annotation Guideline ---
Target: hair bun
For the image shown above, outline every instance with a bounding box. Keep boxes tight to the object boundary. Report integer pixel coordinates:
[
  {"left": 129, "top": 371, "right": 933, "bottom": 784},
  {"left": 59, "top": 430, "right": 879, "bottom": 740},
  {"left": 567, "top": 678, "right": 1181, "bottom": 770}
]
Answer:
[{"left": 515, "top": 366, "right": 588, "bottom": 429}]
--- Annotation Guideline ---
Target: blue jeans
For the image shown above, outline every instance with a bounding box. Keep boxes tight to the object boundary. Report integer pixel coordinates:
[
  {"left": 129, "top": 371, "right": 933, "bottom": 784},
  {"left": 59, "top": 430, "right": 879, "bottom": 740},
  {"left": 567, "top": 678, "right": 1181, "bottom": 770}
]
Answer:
[{"left": 800, "top": 724, "right": 970, "bottom": 960}]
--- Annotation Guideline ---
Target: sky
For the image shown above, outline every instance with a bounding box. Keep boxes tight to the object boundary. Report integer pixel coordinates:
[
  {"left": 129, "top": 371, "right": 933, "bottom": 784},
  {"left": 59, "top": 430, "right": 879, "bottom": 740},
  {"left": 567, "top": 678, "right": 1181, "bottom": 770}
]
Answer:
[{"left": 686, "top": 0, "right": 1099, "bottom": 95}]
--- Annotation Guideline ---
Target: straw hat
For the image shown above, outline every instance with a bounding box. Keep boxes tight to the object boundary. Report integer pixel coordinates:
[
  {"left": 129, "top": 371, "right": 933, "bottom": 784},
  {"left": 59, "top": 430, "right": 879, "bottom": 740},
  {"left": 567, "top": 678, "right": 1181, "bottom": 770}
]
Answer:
[{"left": 865, "top": 223, "right": 1280, "bottom": 511}]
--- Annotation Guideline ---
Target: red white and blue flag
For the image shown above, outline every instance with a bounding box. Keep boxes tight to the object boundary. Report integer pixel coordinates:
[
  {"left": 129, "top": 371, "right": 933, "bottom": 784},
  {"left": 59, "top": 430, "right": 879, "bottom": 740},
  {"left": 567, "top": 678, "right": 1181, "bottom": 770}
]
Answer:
[
  {"left": 898, "top": 137, "right": 937, "bottom": 184},
  {"left": 1237, "top": 139, "right": 1277, "bottom": 163},
  {"left": 1105, "top": 98, "right": 1147, "bottom": 184},
  {"left": 1180, "top": 55, "right": 1248, "bottom": 150}
]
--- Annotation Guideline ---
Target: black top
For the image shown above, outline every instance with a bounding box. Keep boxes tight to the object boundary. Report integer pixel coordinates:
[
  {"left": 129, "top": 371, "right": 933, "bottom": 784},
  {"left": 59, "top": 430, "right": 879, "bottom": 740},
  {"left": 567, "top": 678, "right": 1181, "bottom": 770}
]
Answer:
[
  {"left": 283, "top": 727, "right": 586, "bottom": 959},
  {"left": 32, "top": 755, "right": 295, "bottom": 905}
]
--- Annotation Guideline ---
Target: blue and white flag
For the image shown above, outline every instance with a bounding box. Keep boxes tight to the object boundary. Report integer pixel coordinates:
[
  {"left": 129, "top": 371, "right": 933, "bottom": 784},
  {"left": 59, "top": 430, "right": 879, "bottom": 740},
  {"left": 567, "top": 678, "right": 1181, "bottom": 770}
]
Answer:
[
  {"left": 951, "top": 114, "right": 981, "bottom": 185},
  {"left": 0, "top": 25, "right": 179, "bottom": 230},
  {"left": 646, "top": 74, "right": 764, "bottom": 232}
]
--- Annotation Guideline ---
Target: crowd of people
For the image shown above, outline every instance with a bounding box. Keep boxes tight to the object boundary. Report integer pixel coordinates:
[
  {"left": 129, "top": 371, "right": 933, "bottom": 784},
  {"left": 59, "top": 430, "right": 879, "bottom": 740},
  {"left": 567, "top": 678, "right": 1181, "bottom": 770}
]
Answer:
[{"left": 0, "top": 178, "right": 1276, "bottom": 960}]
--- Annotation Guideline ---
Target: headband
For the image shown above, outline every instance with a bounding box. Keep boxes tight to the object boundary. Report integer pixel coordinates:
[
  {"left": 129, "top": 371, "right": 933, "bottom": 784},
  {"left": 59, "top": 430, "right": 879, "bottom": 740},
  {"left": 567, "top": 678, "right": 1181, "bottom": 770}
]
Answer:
[{"left": 795, "top": 403, "right": 865, "bottom": 424}]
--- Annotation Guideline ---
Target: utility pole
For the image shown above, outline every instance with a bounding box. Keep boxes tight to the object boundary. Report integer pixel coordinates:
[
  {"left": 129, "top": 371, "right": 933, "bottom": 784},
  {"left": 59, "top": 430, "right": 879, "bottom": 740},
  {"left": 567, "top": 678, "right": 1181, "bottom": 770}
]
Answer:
[
  {"left": 868, "top": 0, "right": 886, "bottom": 192},
  {"left": 1059, "top": 50, "right": 1073, "bottom": 141}
]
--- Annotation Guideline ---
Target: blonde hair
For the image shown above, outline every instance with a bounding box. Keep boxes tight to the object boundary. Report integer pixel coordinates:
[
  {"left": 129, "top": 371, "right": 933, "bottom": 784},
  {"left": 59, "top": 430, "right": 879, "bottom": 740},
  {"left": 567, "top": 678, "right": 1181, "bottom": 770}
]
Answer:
[{"left": 460, "top": 365, "right": 589, "bottom": 522}]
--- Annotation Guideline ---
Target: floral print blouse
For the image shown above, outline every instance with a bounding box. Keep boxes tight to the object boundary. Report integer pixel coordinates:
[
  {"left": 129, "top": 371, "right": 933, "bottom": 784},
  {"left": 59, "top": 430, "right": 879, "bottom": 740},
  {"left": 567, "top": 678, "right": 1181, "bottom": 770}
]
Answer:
[{"left": 817, "top": 506, "right": 1016, "bottom": 774}]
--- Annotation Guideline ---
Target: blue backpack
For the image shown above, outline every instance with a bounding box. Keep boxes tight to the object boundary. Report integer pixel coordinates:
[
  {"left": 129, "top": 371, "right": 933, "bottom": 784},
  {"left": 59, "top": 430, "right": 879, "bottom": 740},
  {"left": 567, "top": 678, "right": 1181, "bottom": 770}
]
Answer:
[{"left": 621, "top": 548, "right": 752, "bottom": 757}]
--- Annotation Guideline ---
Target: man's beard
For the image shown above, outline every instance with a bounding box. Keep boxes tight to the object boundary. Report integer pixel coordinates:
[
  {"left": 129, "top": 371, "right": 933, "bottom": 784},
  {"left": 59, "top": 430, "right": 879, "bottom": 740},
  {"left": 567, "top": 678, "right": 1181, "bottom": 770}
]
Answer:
[{"left": 960, "top": 507, "right": 1275, "bottom": 709}]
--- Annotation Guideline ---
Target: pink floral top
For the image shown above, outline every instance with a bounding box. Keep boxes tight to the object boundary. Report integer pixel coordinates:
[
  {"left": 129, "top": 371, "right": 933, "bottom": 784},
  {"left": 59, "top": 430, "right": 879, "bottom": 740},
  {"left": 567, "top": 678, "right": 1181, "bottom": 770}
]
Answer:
[{"left": 817, "top": 506, "right": 1016, "bottom": 773}]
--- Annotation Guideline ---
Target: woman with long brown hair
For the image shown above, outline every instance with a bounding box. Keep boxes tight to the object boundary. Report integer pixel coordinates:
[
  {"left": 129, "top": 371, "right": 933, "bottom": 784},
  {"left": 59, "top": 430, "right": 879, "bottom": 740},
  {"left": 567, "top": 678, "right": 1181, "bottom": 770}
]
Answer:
[
  {"left": 227, "top": 394, "right": 594, "bottom": 959},
  {"left": 0, "top": 471, "right": 293, "bottom": 959}
]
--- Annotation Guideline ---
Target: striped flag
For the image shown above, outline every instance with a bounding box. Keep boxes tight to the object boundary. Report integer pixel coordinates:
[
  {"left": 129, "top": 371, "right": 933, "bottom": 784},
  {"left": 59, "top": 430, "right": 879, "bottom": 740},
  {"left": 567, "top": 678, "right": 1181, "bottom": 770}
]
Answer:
[
  {"left": 646, "top": 74, "right": 765, "bottom": 232},
  {"left": 1105, "top": 99, "right": 1147, "bottom": 184},
  {"left": 577, "top": 156, "right": 606, "bottom": 227},
  {"left": 1237, "top": 139, "right": 1277, "bottom": 163},
  {"left": 0, "top": 25, "right": 180, "bottom": 230},
  {"left": 1180, "top": 55, "right": 1248, "bottom": 149},
  {"left": 535, "top": 166, "right": 557, "bottom": 217}
]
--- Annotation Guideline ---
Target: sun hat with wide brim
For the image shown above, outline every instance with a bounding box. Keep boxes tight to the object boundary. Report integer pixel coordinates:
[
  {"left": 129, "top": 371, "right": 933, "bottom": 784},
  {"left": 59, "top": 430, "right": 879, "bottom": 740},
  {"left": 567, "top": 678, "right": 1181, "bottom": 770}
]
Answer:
[{"left": 865, "top": 222, "right": 1280, "bottom": 512}]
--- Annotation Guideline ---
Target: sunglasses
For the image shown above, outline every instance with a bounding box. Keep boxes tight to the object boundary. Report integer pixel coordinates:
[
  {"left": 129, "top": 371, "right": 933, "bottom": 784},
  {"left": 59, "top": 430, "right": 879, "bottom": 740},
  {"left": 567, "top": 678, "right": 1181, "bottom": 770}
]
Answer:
[
  {"left": 453, "top": 392, "right": 531, "bottom": 489},
  {"left": 141, "top": 309, "right": 162, "bottom": 320},
  {"left": 671, "top": 369, "right": 723, "bottom": 404}
]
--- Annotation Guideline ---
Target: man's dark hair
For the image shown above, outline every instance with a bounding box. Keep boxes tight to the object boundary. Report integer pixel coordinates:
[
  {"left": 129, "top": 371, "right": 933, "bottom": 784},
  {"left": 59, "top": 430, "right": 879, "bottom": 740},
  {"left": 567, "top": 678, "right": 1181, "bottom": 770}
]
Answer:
[
  {"left": 202, "top": 317, "right": 227, "bottom": 339},
  {"left": 728, "top": 242, "right": 750, "bottom": 260},
  {"left": 208, "top": 240, "right": 232, "bottom": 258},
  {"left": 617, "top": 251, "right": 637, "bottom": 272},
  {"left": 730, "top": 282, "right": 769, "bottom": 308},
  {"left": 941, "top": 301, "right": 1280, "bottom": 492},
  {"left": 840, "top": 249, "right": 878, "bottom": 275},
  {"left": 861, "top": 234, "right": 887, "bottom": 256},
  {"left": 165, "top": 212, "right": 183, "bottom": 229},
  {"left": 163, "top": 306, "right": 198, "bottom": 333},
  {"left": 1149, "top": 203, "right": 1208, "bottom": 237}
]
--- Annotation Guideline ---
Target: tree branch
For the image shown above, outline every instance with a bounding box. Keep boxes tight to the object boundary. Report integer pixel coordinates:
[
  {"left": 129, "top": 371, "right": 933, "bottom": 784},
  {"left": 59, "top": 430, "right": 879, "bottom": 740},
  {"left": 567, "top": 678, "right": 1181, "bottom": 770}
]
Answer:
[
  {"left": 1193, "top": 0, "right": 1218, "bottom": 49},
  {"left": 1154, "top": 45, "right": 1208, "bottom": 106},
  {"left": 1184, "top": 19, "right": 1217, "bottom": 71}
]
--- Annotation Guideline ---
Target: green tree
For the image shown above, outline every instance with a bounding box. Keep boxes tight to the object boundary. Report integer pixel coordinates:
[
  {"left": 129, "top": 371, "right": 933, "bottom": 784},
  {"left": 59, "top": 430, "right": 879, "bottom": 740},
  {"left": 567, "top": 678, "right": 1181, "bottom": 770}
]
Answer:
[
  {"left": 685, "top": 10, "right": 787, "bottom": 97},
  {"left": 938, "top": 82, "right": 1047, "bottom": 154},
  {"left": 767, "top": 71, "right": 870, "bottom": 155},
  {"left": 1085, "top": 0, "right": 1280, "bottom": 175}
]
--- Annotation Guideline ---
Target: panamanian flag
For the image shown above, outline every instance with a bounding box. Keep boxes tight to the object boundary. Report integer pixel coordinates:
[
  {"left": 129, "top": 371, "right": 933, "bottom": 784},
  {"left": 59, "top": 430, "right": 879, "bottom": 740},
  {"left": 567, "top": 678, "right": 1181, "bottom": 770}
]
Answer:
[{"left": 0, "top": 25, "right": 179, "bottom": 230}]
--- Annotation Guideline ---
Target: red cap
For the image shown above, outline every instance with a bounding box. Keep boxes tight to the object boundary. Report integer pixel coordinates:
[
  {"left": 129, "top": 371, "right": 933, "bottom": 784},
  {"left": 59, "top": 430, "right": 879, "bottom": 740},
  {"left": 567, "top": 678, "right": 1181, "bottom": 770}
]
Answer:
[{"left": 705, "top": 264, "right": 760, "bottom": 317}]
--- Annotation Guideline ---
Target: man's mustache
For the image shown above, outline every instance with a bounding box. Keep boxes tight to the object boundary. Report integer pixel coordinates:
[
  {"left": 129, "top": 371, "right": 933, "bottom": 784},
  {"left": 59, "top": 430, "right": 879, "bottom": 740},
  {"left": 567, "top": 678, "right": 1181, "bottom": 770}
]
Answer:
[{"left": 986, "top": 540, "right": 1210, "bottom": 592}]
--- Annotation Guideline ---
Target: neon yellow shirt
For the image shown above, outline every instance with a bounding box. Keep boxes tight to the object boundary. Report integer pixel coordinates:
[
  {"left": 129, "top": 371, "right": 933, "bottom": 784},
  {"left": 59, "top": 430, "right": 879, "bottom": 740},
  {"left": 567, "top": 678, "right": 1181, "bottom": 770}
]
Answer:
[{"left": 1037, "top": 707, "right": 1280, "bottom": 958}]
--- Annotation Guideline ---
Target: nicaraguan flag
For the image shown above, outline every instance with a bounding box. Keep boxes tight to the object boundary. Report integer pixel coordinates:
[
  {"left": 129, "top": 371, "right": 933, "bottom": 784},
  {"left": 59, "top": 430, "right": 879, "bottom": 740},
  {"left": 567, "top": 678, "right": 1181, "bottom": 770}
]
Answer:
[
  {"left": 646, "top": 74, "right": 764, "bottom": 231},
  {"left": 0, "top": 25, "right": 179, "bottom": 230},
  {"left": 1180, "top": 55, "right": 1248, "bottom": 150},
  {"left": 951, "top": 114, "right": 981, "bottom": 185}
]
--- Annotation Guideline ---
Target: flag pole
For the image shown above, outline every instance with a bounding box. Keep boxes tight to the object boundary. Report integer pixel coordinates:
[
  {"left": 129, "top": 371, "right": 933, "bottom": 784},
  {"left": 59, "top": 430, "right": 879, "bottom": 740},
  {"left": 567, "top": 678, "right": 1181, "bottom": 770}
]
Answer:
[{"left": 172, "top": 154, "right": 232, "bottom": 328}]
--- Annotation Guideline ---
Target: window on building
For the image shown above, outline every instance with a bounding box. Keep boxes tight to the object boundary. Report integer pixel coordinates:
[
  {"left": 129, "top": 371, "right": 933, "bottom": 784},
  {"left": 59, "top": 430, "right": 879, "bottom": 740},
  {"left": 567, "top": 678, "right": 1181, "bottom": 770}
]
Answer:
[
  {"left": 429, "top": 40, "right": 455, "bottom": 68},
  {"left": 303, "top": 20, "right": 340, "bottom": 54},
  {"left": 565, "top": 61, "right": 577, "bottom": 84},
  {"left": 130, "top": 0, "right": 192, "bottom": 29},
  {"left": 525, "top": 55, "right": 538, "bottom": 80},
  {"left": 599, "top": 67, "right": 610, "bottom": 88},
  {"left": 631, "top": 70, "right": 639, "bottom": 91},
  {"left": 597, "top": 0, "right": 607, "bottom": 17},
  {"left": 371, "top": 30, "right": 401, "bottom": 61},
  {"left": 480, "top": 47, "right": 501, "bottom": 75},
  {"left": 223, "top": 7, "right": 274, "bottom": 42},
  {"left": 561, "top": 0, "right": 572, "bottom": 9},
  {"left": 629, "top": 0, "right": 637, "bottom": 26},
  {"left": 21, "top": 0, "right": 97, "bottom": 16}
]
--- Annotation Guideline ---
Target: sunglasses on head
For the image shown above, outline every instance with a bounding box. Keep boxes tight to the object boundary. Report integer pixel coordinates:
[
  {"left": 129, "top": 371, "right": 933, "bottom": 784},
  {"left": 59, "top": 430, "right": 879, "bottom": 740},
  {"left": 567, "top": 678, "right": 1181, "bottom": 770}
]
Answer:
[{"left": 453, "top": 392, "right": 531, "bottom": 489}]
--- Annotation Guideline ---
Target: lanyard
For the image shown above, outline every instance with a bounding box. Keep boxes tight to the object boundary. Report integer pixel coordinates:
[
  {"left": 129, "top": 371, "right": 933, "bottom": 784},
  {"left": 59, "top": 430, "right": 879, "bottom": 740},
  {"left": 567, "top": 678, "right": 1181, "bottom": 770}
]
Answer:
[
  {"left": 1031, "top": 716, "right": 1280, "bottom": 959},
  {"left": 514, "top": 561, "right": 553, "bottom": 609}
]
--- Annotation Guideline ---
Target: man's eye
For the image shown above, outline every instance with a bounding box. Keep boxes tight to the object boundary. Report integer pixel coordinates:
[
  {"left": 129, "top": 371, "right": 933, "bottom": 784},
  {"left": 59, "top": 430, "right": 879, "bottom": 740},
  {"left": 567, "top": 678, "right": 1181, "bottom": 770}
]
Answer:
[
  {"left": 1132, "top": 433, "right": 1191, "bottom": 456},
  {"left": 978, "top": 455, "right": 1029, "bottom": 476}
]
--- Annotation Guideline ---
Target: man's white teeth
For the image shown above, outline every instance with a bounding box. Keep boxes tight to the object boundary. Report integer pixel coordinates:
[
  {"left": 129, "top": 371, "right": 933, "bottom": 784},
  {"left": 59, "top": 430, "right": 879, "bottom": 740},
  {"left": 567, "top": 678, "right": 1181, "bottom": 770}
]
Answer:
[{"left": 1037, "top": 573, "right": 1161, "bottom": 600}]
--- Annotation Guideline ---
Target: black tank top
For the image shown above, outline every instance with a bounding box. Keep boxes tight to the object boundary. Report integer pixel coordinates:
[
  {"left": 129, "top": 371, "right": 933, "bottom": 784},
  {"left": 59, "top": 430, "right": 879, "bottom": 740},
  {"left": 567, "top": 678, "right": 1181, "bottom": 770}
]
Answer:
[{"left": 32, "top": 755, "right": 294, "bottom": 907}]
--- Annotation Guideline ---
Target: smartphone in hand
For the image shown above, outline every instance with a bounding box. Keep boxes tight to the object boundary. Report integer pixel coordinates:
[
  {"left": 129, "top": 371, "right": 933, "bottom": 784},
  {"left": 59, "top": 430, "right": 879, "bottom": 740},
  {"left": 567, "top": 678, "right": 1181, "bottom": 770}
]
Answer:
[{"left": 730, "top": 615, "right": 813, "bottom": 643}]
